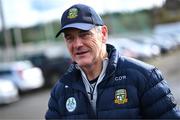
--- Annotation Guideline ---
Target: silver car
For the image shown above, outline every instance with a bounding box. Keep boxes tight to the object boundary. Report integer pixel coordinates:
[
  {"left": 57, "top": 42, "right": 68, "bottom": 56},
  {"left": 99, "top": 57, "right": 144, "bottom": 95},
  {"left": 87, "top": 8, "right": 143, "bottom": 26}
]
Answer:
[
  {"left": 0, "top": 60, "right": 44, "bottom": 92},
  {"left": 0, "top": 78, "right": 19, "bottom": 104}
]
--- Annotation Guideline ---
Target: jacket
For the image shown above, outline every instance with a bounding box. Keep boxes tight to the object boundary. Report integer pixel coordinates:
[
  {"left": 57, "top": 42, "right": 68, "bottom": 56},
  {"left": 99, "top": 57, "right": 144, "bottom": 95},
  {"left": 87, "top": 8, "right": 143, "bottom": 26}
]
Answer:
[{"left": 45, "top": 44, "right": 180, "bottom": 119}]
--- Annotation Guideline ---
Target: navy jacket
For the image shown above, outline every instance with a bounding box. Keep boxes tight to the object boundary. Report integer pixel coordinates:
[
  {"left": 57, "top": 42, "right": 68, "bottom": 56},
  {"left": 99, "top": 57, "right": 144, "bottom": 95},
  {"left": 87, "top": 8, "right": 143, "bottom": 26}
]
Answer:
[{"left": 45, "top": 44, "right": 180, "bottom": 119}]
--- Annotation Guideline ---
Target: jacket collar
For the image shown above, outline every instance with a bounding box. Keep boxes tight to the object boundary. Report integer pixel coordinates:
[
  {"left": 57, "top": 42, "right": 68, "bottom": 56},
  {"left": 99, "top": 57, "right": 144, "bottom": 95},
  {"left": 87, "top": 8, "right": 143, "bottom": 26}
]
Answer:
[{"left": 104, "top": 44, "right": 119, "bottom": 79}]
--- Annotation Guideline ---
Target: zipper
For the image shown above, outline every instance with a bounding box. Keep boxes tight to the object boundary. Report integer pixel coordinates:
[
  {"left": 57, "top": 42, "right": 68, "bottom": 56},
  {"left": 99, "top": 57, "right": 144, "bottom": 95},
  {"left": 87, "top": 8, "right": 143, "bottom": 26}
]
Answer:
[{"left": 95, "top": 71, "right": 115, "bottom": 114}]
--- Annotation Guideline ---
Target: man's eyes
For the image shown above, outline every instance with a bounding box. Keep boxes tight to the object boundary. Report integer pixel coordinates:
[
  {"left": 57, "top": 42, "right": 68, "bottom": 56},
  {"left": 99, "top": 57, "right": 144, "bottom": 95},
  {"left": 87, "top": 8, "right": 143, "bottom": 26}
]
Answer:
[
  {"left": 79, "top": 31, "right": 92, "bottom": 38},
  {"left": 64, "top": 31, "right": 93, "bottom": 42},
  {"left": 65, "top": 35, "right": 73, "bottom": 41}
]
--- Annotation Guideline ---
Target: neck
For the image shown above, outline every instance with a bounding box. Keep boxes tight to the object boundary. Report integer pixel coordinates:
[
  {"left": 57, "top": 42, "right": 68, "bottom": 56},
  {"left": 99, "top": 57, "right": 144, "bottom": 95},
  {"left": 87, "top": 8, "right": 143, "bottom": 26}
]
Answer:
[
  {"left": 82, "top": 52, "right": 108, "bottom": 81},
  {"left": 82, "top": 60, "right": 102, "bottom": 81}
]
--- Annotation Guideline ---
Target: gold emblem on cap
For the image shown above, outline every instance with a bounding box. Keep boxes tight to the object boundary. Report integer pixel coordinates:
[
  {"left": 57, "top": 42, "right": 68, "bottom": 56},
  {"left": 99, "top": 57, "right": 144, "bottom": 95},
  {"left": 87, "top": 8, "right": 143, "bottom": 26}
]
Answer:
[{"left": 67, "top": 8, "right": 78, "bottom": 19}]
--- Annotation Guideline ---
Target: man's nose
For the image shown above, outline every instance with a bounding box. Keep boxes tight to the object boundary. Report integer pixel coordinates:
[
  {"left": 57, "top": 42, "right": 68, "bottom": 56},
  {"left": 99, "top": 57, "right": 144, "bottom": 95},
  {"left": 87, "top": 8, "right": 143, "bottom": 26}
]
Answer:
[{"left": 73, "top": 37, "right": 83, "bottom": 47}]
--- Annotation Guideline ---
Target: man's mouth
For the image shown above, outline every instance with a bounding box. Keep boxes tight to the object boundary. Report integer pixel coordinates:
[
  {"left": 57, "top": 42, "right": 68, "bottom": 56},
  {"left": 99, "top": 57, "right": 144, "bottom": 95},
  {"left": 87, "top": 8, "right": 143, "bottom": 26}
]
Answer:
[{"left": 76, "top": 51, "right": 89, "bottom": 55}]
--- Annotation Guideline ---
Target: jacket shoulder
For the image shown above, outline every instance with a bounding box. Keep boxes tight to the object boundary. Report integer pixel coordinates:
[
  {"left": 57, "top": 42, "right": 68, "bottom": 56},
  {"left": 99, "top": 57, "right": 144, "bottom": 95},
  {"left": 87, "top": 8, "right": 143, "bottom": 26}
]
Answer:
[
  {"left": 50, "top": 80, "right": 66, "bottom": 101},
  {"left": 119, "top": 56, "right": 155, "bottom": 72}
]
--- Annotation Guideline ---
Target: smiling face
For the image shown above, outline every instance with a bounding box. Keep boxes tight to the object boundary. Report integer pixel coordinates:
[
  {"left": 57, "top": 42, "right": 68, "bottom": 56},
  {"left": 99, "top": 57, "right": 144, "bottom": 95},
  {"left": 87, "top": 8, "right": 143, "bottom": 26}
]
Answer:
[{"left": 63, "top": 26, "right": 108, "bottom": 69}]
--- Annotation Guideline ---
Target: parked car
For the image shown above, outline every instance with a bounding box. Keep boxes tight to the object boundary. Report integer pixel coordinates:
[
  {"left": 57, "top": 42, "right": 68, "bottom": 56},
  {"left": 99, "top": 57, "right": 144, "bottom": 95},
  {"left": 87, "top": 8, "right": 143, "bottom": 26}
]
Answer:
[
  {"left": 22, "top": 53, "right": 72, "bottom": 87},
  {"left": 169, "top": 32, "right": 180, "bottom": 47},
  {"left": 108, "top": 38, "right": 139, "bottom": 59},
  {"left": 108, "top": 38, "right": 157, "bottom": 60},
  {"left": 130, "top": 37, "right": 161, "bottom": 57},
  {"left": 0, "top": 60, "right": 44, "bottom": 92},
  {"left": 0, "top": 78, "right": 19, "bottom": 104},
  {"left": 154, "top": 34, "right": 178, "bottom": 51}
]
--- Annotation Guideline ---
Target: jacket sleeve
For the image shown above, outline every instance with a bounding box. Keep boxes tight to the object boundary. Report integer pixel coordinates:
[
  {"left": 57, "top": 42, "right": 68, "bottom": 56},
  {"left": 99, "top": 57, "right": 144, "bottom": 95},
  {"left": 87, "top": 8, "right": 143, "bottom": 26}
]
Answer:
[
  {"left": 45, "top": 83, "right": 61, "bottom": 119},
  {"left": 140, "top": 68, "right": 180, "bottom": 119}
]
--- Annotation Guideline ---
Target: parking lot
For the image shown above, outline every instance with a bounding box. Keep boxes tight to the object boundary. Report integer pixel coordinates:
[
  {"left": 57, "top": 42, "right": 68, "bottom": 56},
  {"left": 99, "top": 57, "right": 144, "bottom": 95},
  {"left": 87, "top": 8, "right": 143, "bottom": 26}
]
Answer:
[
  {"left": 0, "top": 49, "right": 180, "bottom": 119},
  {"left": 0, "top": 89, "right": 50, "bottom": 119}
]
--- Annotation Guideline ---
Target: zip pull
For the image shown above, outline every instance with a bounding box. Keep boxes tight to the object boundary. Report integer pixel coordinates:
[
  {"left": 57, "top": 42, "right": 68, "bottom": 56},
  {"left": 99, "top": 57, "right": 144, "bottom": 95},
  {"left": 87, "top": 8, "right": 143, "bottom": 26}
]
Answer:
[
  {"left": 88, "top": 91, "right": 93, "bottom": 100},
  {"left": 88, "top": 85, "right": 95, "bottom": 100},
  {"left": 90, "top": 92, "right": 93, "bottom": 100}
]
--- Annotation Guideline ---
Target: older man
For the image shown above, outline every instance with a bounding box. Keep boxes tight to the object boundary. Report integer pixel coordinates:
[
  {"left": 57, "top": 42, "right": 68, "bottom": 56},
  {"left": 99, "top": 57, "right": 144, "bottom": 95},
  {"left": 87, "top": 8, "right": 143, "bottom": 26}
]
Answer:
[{"left": 45, "top": 4, "right": 180, "bottom": 119}]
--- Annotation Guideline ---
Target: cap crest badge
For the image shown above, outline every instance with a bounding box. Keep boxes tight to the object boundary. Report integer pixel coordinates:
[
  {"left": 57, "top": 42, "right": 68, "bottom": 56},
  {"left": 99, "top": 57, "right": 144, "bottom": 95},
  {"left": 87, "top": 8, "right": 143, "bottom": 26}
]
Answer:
[
  {"left": 114, "top": 89, "right": 128, "bottom": 104},
  {"left": 67, "top": 8, "right": 78, "bottom": 19}
]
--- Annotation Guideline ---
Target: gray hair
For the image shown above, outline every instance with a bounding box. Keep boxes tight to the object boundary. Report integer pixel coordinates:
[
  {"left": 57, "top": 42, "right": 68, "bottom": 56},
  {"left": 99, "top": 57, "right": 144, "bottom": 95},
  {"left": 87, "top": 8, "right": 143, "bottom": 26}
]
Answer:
[{"left": 94, "top": 26, "right": 102, "bottom": 33}]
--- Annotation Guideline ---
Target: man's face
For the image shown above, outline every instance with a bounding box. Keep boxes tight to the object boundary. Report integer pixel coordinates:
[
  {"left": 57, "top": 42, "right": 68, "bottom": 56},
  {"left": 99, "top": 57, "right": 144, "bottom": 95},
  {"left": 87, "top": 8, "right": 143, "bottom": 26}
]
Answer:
[{"left": 63, "top": 26, "right": 107, "bottom": 68}]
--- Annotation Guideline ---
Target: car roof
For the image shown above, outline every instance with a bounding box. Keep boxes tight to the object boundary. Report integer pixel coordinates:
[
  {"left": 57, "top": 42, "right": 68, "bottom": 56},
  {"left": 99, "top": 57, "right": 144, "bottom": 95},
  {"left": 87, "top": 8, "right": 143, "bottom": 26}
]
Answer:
[{"left": 0, "top": 60, "right": 33, "bottom": 71}]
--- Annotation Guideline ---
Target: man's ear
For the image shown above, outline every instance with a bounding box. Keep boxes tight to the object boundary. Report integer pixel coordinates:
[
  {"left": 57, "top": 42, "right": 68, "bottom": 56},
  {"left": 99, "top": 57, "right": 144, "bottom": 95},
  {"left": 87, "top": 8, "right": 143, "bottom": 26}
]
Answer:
[{"left": 101, "top": 25, "right": 108, "bottom": 43}]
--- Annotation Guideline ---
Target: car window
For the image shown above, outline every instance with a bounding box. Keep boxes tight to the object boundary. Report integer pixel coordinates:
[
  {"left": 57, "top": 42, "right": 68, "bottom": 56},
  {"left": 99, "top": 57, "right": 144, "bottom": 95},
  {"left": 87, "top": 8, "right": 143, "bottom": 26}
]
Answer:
[{"left": 0, "top": 70, "right": 12, "bottom": 76}]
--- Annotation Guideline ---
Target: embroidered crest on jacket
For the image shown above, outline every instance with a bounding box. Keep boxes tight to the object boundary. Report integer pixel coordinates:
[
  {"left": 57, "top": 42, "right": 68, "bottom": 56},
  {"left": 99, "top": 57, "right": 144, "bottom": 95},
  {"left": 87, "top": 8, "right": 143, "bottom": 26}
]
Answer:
[
  {"left": 66, "top": 97, "right": 77, "bottom": 112},
  {"left": 114, "top": 89, "right": 128, "bottom": 104}
]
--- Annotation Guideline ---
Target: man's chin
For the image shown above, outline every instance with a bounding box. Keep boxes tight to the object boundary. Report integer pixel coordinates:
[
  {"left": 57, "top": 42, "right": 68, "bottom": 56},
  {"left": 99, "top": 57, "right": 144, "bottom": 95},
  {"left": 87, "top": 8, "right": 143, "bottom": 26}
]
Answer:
[{"left": 76, "top": 61, "right": 92, "bottom": 68}]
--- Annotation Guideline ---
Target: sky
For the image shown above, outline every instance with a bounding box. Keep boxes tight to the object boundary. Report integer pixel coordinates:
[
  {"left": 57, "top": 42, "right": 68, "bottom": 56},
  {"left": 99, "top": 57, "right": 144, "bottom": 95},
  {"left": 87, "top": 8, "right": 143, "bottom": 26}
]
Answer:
[{"left": 0, "top": 0, "right": 165, "bottom": 29}]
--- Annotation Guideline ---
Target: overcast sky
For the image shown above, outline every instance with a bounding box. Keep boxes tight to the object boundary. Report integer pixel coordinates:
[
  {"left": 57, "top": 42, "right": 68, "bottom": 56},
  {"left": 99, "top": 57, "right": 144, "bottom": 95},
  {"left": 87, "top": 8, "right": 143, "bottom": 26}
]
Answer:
[{"left": 0, "top": 0, "right": 165, "bottom": 29}]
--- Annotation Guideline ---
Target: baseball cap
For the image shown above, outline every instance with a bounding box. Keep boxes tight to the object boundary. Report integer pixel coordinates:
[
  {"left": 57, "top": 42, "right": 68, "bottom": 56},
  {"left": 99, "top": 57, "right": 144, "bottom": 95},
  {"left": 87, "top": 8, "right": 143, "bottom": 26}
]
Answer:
[{"left": 55, "top": 4, "right": 104, "bottom": 37}]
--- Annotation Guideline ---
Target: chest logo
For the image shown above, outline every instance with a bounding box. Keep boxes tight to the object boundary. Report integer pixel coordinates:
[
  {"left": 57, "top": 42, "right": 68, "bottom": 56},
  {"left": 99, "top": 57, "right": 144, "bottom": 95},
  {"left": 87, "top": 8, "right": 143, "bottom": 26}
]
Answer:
[
  {"left": 114, "top": 89, "right": 128, "bottom": 104},
  {"left": 66, "top": 97, "right": 76, "bottom": 112}
]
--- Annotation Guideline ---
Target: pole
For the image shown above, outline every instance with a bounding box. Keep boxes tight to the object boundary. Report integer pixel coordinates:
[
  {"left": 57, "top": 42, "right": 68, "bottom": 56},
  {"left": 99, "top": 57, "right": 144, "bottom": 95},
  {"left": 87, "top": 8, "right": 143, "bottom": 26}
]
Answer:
[{"left": 0, "top": 0, "right": 13, "bottom": 61}]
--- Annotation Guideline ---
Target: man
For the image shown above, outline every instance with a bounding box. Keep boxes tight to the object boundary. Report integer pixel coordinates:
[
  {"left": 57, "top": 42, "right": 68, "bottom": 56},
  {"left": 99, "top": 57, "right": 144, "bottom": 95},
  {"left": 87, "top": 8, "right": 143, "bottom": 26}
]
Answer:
[{"left": 45, "top": 4, "right": 180, "bottom": 119}]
